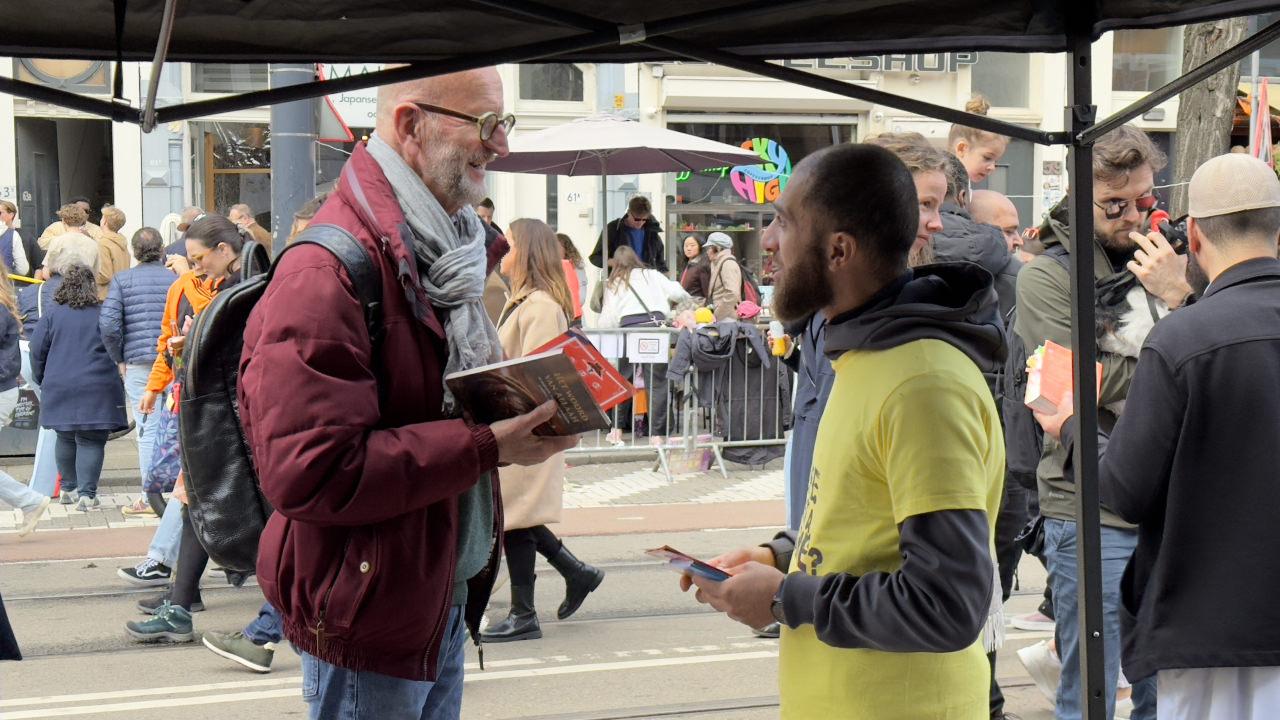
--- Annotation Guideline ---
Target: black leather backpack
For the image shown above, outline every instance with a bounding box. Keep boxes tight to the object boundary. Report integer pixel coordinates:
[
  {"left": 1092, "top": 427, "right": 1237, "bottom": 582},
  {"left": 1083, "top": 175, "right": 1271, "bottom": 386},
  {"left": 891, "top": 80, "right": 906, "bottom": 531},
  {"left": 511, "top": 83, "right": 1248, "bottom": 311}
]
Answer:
[{"left": 179, "top": 225, "right": 383, "bottom": 572}]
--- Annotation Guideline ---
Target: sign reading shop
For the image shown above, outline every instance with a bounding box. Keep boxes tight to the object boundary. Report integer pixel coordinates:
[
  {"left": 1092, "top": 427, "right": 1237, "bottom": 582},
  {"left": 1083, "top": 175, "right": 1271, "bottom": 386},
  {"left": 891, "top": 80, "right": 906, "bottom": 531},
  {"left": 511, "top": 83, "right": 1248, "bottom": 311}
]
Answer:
[{"left": 780, "top": 53, "right": 979, "bottom": 73}]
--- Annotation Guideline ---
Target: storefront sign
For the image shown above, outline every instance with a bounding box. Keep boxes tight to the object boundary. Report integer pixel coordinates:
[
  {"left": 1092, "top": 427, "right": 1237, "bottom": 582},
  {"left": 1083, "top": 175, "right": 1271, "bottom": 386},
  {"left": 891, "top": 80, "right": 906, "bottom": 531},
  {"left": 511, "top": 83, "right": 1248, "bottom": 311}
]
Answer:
[
  {"left": 319, "top": 64, "right": 384, "bottom": 127},
  {"left": 730, "top": 138, "right": 792, "bottom": 204},
  {"left": 675, "top": 137, "right": 793, "bottom": 205},
  {"left": 780, "top": 53, "right": 978, "bottom": 73}
]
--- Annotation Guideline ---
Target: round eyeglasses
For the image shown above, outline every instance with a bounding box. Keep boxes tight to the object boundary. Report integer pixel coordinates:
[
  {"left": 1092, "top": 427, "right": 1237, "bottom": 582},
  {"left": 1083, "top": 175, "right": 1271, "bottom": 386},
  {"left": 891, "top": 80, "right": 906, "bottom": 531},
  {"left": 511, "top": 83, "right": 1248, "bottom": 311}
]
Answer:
[{"left": 413, "top": 102, "right": 515, "bottom": 142}]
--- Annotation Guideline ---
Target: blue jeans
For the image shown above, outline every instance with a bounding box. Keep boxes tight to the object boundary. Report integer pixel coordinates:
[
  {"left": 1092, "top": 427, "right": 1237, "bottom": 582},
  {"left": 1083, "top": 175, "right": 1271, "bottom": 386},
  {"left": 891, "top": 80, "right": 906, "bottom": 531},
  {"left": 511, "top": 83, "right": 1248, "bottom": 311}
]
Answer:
[
  {"left": 123, "top": 364, "right": 157, "bottom": 490},
  {"left": 301, "top": 606, "right": 468, "bottom": 720},
  {"left": 0, "top": 470, "right": 45, "bottom": 513},
  {"left": 244, "top": 601, "right": 283, "bottom": 645},
  {"left": 1044, "top": 517, "right": 1157, "bottom": 720},
  {"left": 21, "top": 342, "right": 58, "bottom": 497},
  {"left": 146, "top": 496, "right": 183, "bottom": 567},
  {"left": 53, "top": 430, "right": 109, "bottom": 499}
]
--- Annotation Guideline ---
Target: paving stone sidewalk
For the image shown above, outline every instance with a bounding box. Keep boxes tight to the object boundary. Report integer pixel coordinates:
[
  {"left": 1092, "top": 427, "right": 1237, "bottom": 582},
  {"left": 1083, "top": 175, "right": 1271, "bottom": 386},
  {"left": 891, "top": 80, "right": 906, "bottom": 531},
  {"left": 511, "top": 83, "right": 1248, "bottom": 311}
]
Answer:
[{"left": 1, "top": 437, "right": 785, "bottom": 534}]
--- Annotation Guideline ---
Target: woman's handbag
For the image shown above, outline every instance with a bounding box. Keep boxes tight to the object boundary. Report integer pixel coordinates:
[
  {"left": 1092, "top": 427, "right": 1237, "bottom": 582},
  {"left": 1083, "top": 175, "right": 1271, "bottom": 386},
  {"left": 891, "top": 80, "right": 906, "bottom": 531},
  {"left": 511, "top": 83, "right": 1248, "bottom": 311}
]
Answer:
[
  {"left": 145, "top": 388, "right": 182, "bottom": 494},
  {"left": 620, "top": 280, "right": 667, "bottom": 328}
]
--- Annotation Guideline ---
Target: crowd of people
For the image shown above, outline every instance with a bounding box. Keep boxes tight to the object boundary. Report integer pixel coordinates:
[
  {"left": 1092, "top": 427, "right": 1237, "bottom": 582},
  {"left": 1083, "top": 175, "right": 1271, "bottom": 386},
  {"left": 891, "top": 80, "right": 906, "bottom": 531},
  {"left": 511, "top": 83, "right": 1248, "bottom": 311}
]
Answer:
[{"left": 2, "top": 62, "right": 1275, "bottom": 720}]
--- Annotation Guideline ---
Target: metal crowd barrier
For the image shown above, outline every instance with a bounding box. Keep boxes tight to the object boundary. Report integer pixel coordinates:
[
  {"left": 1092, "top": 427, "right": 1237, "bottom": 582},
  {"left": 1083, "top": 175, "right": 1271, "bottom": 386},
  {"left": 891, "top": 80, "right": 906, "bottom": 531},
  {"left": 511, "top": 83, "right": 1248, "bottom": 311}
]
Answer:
[{"left": 575, "top": 325, "right": 795, "bottom": 482}]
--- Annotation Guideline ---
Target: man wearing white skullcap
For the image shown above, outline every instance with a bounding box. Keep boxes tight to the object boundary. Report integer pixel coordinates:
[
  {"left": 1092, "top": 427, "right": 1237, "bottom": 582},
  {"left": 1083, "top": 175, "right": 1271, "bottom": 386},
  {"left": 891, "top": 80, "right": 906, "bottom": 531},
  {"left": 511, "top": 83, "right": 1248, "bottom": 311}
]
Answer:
[{"left": 1035, "top": 152, "right": 1280, "bottom": 720}]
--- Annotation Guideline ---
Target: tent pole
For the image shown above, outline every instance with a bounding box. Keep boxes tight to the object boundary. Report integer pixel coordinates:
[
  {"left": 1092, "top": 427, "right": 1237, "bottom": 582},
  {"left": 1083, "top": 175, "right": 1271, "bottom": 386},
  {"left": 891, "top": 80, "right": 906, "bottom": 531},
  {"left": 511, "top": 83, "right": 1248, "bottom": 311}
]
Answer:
[
  {"left": 1066, "top": 33, "right": 1107, "bottom": 720},
  {"left": 140, "top": 0, "right": 178, "bottom": 133}
]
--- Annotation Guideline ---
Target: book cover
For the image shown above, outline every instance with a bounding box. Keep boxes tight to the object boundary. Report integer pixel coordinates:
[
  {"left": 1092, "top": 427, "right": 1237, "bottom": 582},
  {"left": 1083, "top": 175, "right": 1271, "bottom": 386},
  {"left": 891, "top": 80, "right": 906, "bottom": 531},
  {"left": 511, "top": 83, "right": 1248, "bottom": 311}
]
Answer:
[
  {"left": 445, "top": 349, "right": 612, "bottom": 436},
  {"left": 532, "top": 330, "right": 635, "bottom": 412},
  {"left": 1024, "top": 340, "right": 1103, "bottom": 414}
]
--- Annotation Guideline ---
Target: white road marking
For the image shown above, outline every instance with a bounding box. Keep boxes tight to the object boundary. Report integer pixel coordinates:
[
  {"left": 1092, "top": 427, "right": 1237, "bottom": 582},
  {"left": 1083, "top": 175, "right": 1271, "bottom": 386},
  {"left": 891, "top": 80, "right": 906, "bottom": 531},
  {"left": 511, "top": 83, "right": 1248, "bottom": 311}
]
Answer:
[{"left": 3, "top": 650, "right": 778, "bottom": 717}]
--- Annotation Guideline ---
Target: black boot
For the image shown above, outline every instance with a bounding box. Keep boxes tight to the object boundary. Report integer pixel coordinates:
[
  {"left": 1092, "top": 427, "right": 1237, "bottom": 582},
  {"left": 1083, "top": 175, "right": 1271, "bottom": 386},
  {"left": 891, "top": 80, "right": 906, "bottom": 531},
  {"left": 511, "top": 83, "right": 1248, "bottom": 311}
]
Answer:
[
  {"left": 481, "top": 585, "right": 542, "bottom": 643},
  {"left": 548, "top": 544, "right": 604, "bottom": 620}
]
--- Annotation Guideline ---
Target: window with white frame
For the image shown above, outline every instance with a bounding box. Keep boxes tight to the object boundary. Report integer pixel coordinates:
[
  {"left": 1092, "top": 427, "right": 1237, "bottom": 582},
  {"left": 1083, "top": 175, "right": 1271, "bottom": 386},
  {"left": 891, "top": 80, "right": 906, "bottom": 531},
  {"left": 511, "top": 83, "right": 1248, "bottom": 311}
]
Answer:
[
  {"left": 1113, "top": 29, "right": 1182, "bottom": 92},
  {"left": 971, "top": 53, "right": 1030, "bottom": 108}
]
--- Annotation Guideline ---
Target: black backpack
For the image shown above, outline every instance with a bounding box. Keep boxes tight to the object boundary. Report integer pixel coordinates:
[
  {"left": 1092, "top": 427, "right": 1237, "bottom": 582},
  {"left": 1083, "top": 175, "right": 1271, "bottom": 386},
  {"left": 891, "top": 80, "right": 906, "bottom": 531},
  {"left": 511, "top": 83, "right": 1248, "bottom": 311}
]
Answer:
[
  {"left": 179, "top": 225, "right": 383, "bottom": 572},
  {"left": 1000, "top": 244, "right": 1069, "bottom": 490}
]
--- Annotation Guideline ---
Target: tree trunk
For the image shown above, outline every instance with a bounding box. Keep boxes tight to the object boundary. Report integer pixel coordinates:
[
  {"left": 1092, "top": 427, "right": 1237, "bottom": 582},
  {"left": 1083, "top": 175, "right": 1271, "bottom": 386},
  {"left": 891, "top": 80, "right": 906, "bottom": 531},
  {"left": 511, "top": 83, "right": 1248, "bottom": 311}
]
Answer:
[{"left": 1172, "top": 18, "right": 1250, "bottom": 215}]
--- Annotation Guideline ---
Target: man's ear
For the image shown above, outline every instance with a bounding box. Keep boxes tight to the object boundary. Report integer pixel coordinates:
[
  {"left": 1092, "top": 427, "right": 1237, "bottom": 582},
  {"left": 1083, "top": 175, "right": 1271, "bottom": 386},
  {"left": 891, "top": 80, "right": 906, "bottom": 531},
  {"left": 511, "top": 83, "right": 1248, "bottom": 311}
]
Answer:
[
  {"left": 1187, "top": 217, "right": 1203, "bottom": 257},
  {"left": 393, "top": 104, "right": 420, "bottom": 146},
  {"left": 828, "top": 231, "right": 855, "bottom": 272}
]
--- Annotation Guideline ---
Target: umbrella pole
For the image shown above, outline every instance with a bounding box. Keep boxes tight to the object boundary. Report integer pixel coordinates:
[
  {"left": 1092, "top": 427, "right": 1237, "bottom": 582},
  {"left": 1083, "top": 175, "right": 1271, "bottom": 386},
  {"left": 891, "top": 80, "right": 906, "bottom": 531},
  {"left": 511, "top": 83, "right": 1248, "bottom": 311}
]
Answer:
[{"left": 600, "top": 155, "right": 609, "bottom": 290}]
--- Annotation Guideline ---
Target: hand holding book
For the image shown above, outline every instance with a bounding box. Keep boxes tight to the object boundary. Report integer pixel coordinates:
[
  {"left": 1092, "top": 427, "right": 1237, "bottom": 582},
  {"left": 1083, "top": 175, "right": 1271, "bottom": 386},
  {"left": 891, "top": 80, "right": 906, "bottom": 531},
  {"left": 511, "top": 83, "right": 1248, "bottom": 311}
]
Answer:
[{"left": 490, "top": 400, "right": 580, "bottom": 466}]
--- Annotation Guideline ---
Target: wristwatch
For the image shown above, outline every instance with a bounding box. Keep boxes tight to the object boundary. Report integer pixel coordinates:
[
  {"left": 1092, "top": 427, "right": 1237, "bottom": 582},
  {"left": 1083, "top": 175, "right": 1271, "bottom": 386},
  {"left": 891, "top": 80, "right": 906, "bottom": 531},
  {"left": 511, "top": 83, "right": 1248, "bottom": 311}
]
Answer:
[{"left": 770, "top": 580, "right": 786, "bottom": 625}]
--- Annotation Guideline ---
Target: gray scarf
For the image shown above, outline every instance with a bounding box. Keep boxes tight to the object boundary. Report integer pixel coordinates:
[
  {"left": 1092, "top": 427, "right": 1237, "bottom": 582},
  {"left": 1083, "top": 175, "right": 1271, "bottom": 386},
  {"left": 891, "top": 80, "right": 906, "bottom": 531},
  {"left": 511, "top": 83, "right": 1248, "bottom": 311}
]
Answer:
[{"left": 366, "top": 134, "right": 501, "bottom": 413}]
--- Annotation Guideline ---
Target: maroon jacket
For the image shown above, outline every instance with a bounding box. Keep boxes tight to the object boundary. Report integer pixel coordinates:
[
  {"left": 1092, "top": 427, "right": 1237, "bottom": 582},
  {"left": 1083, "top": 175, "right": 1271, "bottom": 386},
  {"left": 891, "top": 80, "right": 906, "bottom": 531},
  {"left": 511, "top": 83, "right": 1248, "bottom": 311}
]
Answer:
[{"left": 240, "top": 141, "right": 508, "bottom": 681}]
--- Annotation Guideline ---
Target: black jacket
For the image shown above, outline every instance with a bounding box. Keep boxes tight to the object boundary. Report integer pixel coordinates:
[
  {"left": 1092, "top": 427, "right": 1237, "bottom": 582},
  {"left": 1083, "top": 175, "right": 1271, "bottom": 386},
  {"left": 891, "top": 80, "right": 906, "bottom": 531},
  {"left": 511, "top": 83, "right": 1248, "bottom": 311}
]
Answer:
[
  {"left": 932, "top": 201, "right": 1022, "bottom": 317},
  {"left": 769, "top": 264, "right": 1004, "bottom": 652},
  {"left": 589, "top": 217, "right": 667, "bottom": 273},
  {"left": 1061, "top": 257, "right": 1280, "bottom": 681}
]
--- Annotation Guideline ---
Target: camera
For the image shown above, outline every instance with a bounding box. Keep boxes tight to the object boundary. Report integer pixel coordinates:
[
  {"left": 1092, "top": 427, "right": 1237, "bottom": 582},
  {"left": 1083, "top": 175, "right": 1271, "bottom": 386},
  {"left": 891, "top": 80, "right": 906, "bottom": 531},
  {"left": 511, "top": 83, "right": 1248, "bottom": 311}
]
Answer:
[{"left": 1148, "top": 209, "right": 1189, "bottom": 255}]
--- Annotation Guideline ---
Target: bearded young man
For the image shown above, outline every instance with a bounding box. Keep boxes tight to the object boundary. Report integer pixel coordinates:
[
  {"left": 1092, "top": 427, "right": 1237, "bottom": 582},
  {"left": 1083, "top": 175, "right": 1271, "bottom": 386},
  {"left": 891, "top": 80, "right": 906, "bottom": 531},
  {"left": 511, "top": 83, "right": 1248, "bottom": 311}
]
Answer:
[
  {"left": 1014, "top": 125, "right": 1193, "bottom": 720},
  {"left": 682, "top": 143, "right": 1005, "bottom": 719}
]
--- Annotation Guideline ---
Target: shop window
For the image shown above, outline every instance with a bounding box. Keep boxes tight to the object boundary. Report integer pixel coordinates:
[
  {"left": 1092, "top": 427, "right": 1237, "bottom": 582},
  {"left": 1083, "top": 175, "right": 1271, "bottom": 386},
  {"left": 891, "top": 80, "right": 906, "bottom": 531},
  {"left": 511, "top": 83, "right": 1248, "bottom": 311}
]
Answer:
[
  {"left": 519, "top": 64, "right": 584, "bottom": 102},
  {"left": 664, "top": 121, "right": 853, "bottom": 276},
  {"left": 193, "top": 64, "right": 270, "bottom": 93},
  {"left": 197, "top": 122, "right": 271, "bottom": 225},
  {"left": 971, "top": 53, "right": 1030, "bottom": 108},
  {"left": 1113, "top": 29, "right": 1181, "bottom": 92},
  {"left": 1240, "top": 14, "right": 1280, "bottom": 79}
]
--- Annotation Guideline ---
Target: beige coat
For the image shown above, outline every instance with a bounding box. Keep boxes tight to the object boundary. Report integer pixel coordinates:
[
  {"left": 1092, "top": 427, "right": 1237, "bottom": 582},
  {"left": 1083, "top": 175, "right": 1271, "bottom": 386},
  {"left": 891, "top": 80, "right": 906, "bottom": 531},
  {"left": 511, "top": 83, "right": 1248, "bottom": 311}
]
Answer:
[
  {"left": 496, "top": 288, "right": 570, "bottom": 530},
  {"left": 38, "top": 221, "right": 101, "bottom": 249},
  {"left": 707, "top": 251, "right": 743, "bottom": 321},
  {"left": 96, "top": 230, "right": 130, "bottom": 300}
]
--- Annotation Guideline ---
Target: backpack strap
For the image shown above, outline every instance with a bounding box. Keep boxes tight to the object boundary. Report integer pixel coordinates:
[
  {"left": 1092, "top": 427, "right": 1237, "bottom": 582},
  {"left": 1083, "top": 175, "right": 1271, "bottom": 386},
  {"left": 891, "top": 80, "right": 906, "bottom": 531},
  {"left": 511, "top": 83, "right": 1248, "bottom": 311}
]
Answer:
[
  {"left": 1043, "top": 244, "right": 1071, "bottom": 271},
  {"left": 272, "top": 224, "right": 386, "bottom": 405},
  {"left": 283, "top": 224, "right": 384, "bottom": 352}
]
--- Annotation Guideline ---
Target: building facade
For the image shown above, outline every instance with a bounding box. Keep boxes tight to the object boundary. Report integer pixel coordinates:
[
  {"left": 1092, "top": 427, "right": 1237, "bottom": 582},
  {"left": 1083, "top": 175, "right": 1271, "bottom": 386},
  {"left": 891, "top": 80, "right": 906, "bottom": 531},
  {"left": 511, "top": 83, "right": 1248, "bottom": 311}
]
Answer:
[{"left": 0, "top": 25, "right": 1239, "bottom": 273}]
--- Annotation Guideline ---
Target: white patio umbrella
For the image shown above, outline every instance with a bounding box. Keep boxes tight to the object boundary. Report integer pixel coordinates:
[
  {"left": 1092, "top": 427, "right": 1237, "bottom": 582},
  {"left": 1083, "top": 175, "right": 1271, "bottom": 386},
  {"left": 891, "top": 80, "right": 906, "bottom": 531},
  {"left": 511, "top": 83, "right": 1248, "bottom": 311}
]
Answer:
[{"left": 487, "top": 114, "right": 762, "bottom": 276}]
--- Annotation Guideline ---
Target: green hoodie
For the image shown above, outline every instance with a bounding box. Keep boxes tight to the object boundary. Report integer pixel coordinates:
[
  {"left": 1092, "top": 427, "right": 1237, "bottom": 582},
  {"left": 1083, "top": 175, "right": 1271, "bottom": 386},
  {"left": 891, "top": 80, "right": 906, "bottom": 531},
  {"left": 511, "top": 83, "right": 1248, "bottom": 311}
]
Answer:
[{"left": 1013, "top": 213, "right": 1138, "bottom": 529}]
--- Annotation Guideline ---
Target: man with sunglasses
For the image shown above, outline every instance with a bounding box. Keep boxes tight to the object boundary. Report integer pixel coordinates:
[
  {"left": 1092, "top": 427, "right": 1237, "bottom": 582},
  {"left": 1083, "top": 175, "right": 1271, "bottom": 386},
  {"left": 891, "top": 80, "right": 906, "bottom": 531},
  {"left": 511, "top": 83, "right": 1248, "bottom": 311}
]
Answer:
[
  {"left": 240, "top": 67, "right": 575, "bottom": 719},
  {"left": 1014, "top": 125, "right": 1192, "bottom": 720},
  {"left": 588, "top": 195, "right": 668, "bottom": 274}
]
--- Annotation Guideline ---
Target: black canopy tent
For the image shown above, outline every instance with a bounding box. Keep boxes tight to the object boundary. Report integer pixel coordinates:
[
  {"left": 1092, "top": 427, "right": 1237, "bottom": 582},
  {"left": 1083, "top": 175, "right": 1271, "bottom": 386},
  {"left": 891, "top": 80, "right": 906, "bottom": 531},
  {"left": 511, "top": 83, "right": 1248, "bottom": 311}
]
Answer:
[{"left": 7, "top": 2, "right": 1280, "bottom": 715}]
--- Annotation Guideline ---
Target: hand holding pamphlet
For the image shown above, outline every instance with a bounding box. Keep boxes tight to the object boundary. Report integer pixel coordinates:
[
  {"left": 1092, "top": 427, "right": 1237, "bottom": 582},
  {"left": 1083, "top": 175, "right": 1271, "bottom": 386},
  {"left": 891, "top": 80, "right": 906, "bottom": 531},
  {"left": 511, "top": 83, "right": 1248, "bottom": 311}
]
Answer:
[
  {"left": 645, "top": 545, "right": 732, "bottom": 582},
  {"left": 445, "top": 330, "right": 635, "bottom": 437},
  {"left": 1024, "top": 340, "right": 1102, "bottom": 414}
]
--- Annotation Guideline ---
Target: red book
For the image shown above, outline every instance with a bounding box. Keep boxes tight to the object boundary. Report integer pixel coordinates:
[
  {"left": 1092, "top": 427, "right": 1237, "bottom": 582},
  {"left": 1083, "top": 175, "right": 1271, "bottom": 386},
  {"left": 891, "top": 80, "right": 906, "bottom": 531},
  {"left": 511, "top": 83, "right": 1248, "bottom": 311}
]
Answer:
[
  {"left": 532, "top": 330, "right": 634, "bottom": 413},
  {"left": 444, "top": 331, "right": 635, "bottom": 436}
]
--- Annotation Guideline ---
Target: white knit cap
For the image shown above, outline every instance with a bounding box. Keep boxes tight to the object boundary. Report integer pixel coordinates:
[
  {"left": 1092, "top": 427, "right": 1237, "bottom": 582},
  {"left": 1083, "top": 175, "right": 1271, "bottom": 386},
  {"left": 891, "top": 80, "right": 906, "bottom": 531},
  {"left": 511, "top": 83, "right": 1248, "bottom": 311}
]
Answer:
[
  {"left": 1188, "top": 153, "right": 1280, "bottom": 218},
  {"left": 703, "top": 231, "right": 733, "bottom": 249}
]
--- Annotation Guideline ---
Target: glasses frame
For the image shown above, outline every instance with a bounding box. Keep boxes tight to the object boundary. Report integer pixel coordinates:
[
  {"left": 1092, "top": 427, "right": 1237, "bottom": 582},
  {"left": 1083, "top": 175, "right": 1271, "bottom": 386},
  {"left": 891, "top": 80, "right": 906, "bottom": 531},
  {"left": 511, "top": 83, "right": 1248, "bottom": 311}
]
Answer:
[
  {"left": 412, "top": 102, "right": 515, "bottom": 142},
  {"left": 1093, "top": 191, "right": 1158, "bottom": 221}
]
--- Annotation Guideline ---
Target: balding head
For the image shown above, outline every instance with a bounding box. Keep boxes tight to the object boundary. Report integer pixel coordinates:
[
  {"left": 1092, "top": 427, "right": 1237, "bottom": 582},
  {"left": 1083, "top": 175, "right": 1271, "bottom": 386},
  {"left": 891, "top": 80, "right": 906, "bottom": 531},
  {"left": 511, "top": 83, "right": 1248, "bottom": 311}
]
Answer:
[
  {"left": 373, "top": 68, "right": 509, "bottom": 214},
  {"left": 970, "top": 190, "right": 1021, "bottom": 253}
]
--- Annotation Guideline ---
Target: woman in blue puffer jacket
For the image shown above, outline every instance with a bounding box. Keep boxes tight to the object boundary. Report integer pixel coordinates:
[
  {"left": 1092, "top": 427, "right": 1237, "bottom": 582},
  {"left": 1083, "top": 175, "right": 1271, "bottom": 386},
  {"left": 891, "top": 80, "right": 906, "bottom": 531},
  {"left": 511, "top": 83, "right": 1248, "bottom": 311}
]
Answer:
[{"left": 99, "top": 227, "right": 176, "bottom": 515}]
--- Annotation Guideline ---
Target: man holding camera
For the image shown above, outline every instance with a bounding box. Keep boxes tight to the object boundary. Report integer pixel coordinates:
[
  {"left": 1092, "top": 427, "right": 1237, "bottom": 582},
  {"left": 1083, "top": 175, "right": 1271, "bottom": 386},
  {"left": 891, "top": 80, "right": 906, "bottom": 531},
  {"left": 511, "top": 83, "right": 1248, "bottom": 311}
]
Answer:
[
  {"left": 1036, "top": 152, "right": 1280, "bottom": 719},
  {"left": 1014, "top": 125, "right": 1191, "bottom": 719}
]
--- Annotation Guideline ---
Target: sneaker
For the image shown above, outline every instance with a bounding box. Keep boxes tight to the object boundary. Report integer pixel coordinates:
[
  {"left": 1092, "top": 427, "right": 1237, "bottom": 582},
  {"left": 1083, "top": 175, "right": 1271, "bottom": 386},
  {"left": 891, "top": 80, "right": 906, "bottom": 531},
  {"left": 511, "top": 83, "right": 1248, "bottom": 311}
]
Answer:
[
  {"left": 121, "top": 499, "right": 157, "bottom": 517},
  {"left": 75, "top": 495, "right": 101, "bottom": 511},
  {"left": 1016, "top": 640, "right": 1061, "bottom": 703},
  {"left": 1011, "top": 610, "right": 1056, "bottom": 632},
  {"left": 18, "top": 497, "right": 51, "bottom": 538},
  {"left": 202, "top": 631, "right": 274, "bottom": 673},
  {"left": 118, "top": 559, "right": 173, "bottom": 587},
  {"left": 752, "top": 622, "right": 781, "bottom": 639},
  {"left": 59, "top": 490, "right": 78, "bottom": 505},
  {"left": 125, "top": 601, "right": 194, "bottom": 643},
  {"left": 137, "top": 594, "right": 204, "bottom": 614}
]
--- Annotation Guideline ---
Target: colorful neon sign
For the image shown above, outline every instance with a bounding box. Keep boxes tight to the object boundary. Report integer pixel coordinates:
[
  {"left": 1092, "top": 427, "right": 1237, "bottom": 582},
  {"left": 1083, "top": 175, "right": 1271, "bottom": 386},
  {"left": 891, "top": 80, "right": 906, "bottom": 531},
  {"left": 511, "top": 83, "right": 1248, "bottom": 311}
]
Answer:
[{"left": 730, "top": 138, "right": 791, "bottom": 204}]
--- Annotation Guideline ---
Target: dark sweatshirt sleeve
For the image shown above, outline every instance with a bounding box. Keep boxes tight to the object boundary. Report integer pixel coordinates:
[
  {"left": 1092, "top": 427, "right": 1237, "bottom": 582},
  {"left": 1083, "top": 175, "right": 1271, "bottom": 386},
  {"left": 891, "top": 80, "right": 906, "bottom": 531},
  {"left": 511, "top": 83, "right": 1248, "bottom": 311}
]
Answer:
[
  {"left": 1059, "top": 345, "right": 1183, "bottom": 525},
  {"left": 763, "top": 529, "right": 797, "bottom": 571},
  {"left": 779, "top": 510, "right": 993, "bottom": 652}
]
